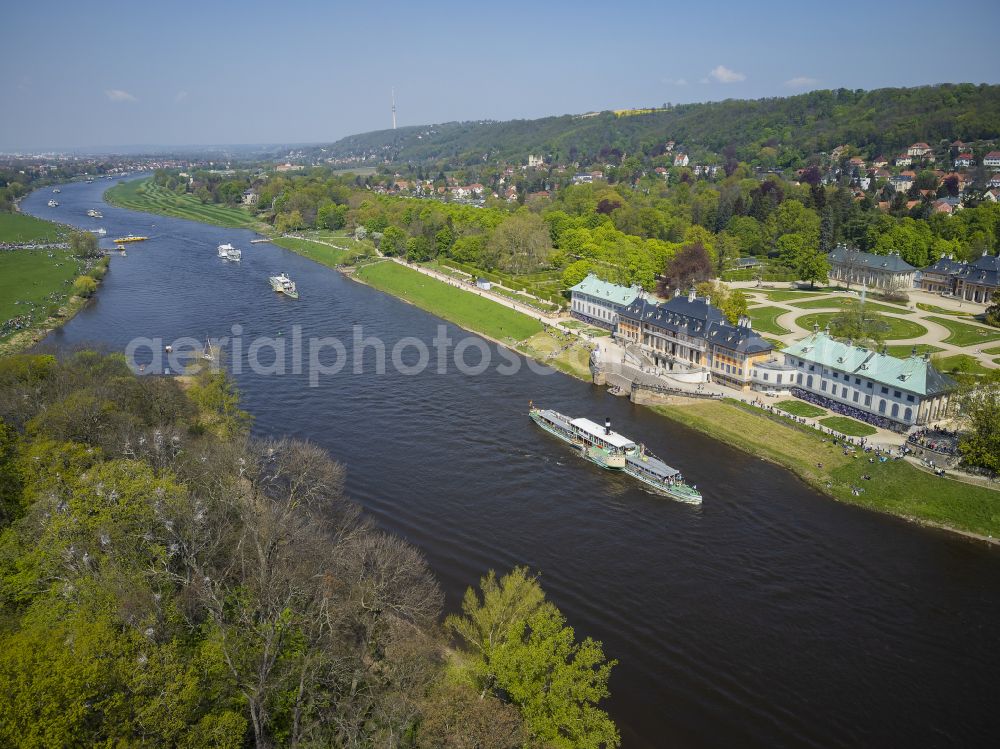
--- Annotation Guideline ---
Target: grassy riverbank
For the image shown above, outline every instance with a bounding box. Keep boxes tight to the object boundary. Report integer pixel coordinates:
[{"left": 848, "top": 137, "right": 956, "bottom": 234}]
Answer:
[
  {"left": 271, "top": 236, "right": 367, "bottom": 268},
  {"left": 651, "top": 399, "right": 1000, "bottom": 537},
  {"left": 0, "top": 246, "right": 88, "bottom": 353},
  {"left": 353, "top": 261, "right": 544, "bottom": 342},
  {"left": 105, "top": 178, "right": 266, "bottom": 230},
  {"left": 0, "top": 212, "right": 67, "bottom": 243}
]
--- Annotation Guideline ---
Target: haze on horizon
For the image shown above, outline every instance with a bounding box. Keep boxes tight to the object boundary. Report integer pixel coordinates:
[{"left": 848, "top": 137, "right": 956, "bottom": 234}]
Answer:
[{"left": 3, "top": 0, "right": 1000, "bottom": 152}]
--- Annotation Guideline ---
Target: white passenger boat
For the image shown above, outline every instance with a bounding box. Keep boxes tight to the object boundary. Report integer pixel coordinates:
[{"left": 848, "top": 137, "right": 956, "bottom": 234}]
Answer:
[
  {"left": 269, "top": 273, "right": 299, "bottom": 299},
  {"left": 529, "top": 405, "right": 702, "bottom": 504},
  {"left": 218, "top": 243, "right": 235, "bottom": 258},
  {"left": 48, "top": 199, "right": 59, "bottom": 207}
]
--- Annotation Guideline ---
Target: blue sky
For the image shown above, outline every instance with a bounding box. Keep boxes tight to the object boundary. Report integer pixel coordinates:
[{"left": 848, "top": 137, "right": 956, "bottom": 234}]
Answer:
[{"left": 3, "top": 0, "right": 999, "bottom": 151}]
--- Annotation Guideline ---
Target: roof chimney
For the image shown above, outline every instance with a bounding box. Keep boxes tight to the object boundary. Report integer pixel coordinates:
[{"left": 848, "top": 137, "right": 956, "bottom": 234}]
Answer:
[
  {"left": 688, "top": 287, "right": 696, "bottom": 302},
  {"left": 674, "top": 287, "right": 681, "bottom": 298}
]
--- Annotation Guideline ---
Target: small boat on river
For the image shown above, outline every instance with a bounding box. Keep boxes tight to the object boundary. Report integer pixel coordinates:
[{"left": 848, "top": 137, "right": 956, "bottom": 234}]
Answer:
[
  {"left": 529, "top": 404, "right": 702, "bottom": 504},
  {"left": 269, "top": 273, "right": 299, "bottom": 299},
  {"left": 217, "top": 243, "right": 241, "bottom": 261},
  {"left": 112, "top": 235, "right": 148, "bottom": 243},
  {"left": 47, "top": 199, "right": 59, "bottom": 207}
]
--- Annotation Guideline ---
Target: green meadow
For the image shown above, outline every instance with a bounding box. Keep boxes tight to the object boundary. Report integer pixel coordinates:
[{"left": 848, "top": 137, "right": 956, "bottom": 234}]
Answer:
[
  {"left": 0, "top": 212, "right": 67, "bottom": 243},
  {"left": 354, "top": 261, "right": 543, "bottom": 342},
  {"left": 0, "top": 249, "right": 81, "bottom": 340},
  {"left": 105, "top": 178, "right": 263, "bottom": 230}
]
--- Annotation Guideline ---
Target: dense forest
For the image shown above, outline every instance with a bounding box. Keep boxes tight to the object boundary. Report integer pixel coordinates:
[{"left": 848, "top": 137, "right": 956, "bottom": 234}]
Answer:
[
  {"left": 318, "top": 84, "right": 1000, "bottom": 168},
  {"left": 0, "top": 353, "right": 619, "bottom": 748}
]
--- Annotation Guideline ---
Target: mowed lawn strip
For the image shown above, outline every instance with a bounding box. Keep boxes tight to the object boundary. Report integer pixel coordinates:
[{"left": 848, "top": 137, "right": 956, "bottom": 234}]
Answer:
[
  {"left": 105, "top": 178, "right": 262, "bottom": 230},
  {"left": 775, "top": 400, "right": 826, "bottom": 417},
  {"left": 927, "top": 316, "right": 1000, "bottom": 347},
  {"left": 354, "top": 261, "right": 543, "bottom": 342},
  {"left": 651, "top": 399, "right": 1000, "bottom": 536},
  {"left": 0, "top": 212, "right": 67, "bottom": 243},
  {"left": 747, "top": 306, "right": 791, "bottom": 334},
  {"left": 272, "top": 237, "right": 359, "bottom": 268},
  {"left": 819, "top": 416, "right": 878, "bottom": 437}
]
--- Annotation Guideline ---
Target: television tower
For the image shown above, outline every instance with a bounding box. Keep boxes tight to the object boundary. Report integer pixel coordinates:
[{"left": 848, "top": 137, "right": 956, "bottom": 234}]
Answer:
[{"left": 391, "top": 88, "right": 397, "bottom": 130}]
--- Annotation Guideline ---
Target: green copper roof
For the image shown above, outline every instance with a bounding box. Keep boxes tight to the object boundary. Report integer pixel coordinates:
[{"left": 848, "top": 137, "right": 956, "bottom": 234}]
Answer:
[
  {"left": 569, "top": 274, "right": 641, "bottom": 306},
  {"left": 782, "top": 332, "right": 955, "bottom": 396}
]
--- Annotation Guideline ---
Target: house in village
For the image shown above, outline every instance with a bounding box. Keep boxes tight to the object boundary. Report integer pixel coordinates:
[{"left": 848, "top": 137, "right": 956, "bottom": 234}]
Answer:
[
  {"left": 889, "top": 173, "right": 914, "bottom": 192},
  {"left": 907, "top": 142, "right": 933, "bottom": 158},
  {"left": 983, "top": 151, "right": 1000, "bottom": 168}
]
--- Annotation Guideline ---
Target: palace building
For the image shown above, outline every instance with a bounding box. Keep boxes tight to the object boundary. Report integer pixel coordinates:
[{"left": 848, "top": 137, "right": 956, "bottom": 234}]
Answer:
[
  {"left": 919, "top": 251, "right": 1000, "bottom": 304},
  {"left": 569, "top": 274, "right": 643, "bottom": 329},
  {"left": 615, "top": 289, "right": 774, "bottom": 391},
  {"left": 782, "top": 331, "right": 955, "bottom": 428},
  {"left": 826, "top": 245, "right": 917, "bottom": 292}
]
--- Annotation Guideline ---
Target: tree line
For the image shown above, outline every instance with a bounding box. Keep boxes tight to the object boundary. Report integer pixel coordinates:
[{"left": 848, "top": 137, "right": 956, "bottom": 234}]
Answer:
[
  {"left": 314, "top": 84, "right": 1000, "bottom": 169},
  {"left": 0, "top": 352, "right": 619, "bottom": 748}
]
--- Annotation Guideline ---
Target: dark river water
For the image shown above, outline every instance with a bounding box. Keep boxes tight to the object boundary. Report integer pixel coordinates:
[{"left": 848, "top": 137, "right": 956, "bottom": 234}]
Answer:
[{"left": 20, "top": 178, "right": 1000, "bottom": 748}]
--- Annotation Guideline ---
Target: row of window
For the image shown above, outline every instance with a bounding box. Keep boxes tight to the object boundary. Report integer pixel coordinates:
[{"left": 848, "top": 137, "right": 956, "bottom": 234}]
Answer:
[
  {"left": 801, "top": 373, "right": 914, "bottom": 421},
  {"left": 795, "top": 361, "right": 916, "bottom": 402}
]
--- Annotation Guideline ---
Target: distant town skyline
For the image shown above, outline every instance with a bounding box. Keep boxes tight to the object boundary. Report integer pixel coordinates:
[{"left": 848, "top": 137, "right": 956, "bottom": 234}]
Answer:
[{"left": 3, "top": 0, "right": 1000, "bottom": 151}]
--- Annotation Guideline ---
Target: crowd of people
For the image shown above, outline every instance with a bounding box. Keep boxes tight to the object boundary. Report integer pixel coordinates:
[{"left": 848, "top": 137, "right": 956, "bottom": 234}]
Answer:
[
  {"left": 791, "top": 387, "right": 906, "bottom": 433},
  {"left": 907, "top": 428, "right": 960, "bottom": 456}
]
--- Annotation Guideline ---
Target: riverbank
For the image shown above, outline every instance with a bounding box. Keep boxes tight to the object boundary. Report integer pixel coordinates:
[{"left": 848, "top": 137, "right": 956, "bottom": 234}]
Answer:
[
  {"left": 104, "top": 177, "right": 267, "bottom": 231},
  {"left": 0, "top": 212, "right": 98, "bottom": 355},
  {"left": 352, "top": 260, "right": 545, "bottom": 343},
  {"left": 0, "top": 211, "right": 68, "bottom": 244},
  {"left": 651, "top": 398, "right": 1000, "bottom": 541}
]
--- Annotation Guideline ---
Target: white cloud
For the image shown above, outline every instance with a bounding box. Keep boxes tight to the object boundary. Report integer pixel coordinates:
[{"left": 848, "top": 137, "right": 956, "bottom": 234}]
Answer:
[
  {"left": 662, "top": 77, "right": 688, "bottom": 86},
  {"left": 708, "top": 65, "right": 746, "bottom": 84},
  {"left": 174, "top": 90, "right": 189, "bottom": 103},
  {"left": 105, "top": 89, "right": 137, "bottom": 102},
  {"left": 785, "top": 76, "right": 819, "bottom": 88}
]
